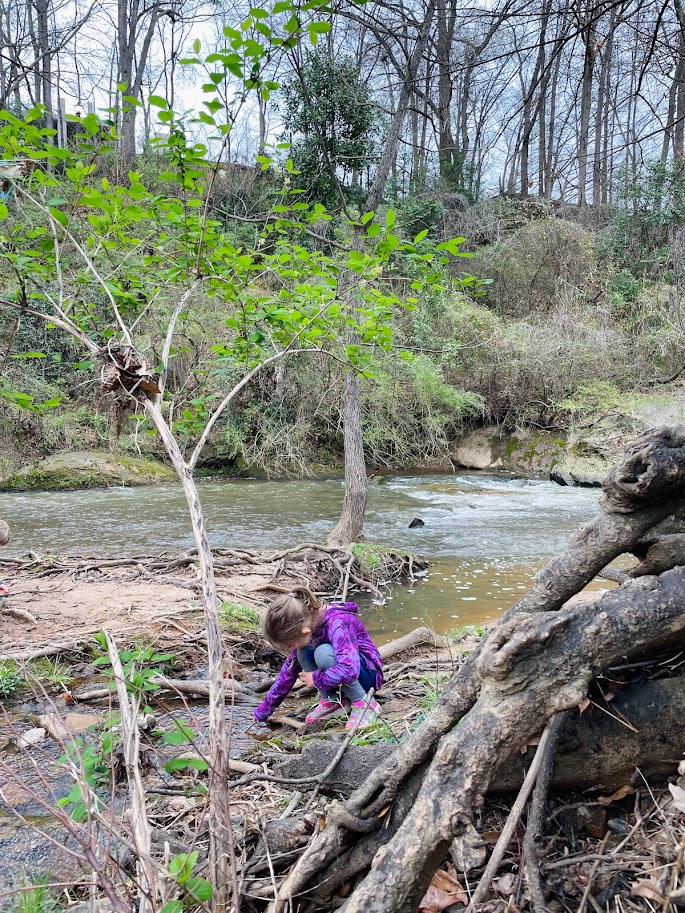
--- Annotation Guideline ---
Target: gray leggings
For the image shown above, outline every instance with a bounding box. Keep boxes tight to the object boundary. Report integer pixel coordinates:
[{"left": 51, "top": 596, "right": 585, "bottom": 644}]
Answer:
[{"left": 297, "top": 643, "right": 367, "bottom": 702}]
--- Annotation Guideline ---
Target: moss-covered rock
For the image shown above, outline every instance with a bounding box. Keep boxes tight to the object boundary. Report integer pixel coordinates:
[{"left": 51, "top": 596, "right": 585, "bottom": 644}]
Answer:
[
  {"left": 0, "top": 450, "right": 177, "bottom": 492},
  {"left": 453, "top": 428, "right": 569, "bottom": 476}
]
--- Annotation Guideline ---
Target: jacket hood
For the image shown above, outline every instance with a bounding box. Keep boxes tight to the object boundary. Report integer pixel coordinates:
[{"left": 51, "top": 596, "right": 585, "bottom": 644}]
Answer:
[{"left": 324, "top": 601, "right": 359, "bottom": 616}]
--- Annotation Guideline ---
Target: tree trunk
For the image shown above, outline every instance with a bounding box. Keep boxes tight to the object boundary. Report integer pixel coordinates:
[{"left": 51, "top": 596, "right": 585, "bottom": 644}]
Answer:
[
  {"left": 328, "top": 0, "right": 437, "bottom": 546},
  {"left": 578, "top": 12, "right": 597, "bottom": 207},
  {"left": 592, "top": 19, "right": 614, "bottom": 206},
  {"left": 436, "top": 0, "right": 457, "bottom": 185},
  {"left": 328, "top": 367, "right": 367, "bottom": 546},
  {"left": 144, "top": 401, "right": 238, "bottom": 912}
]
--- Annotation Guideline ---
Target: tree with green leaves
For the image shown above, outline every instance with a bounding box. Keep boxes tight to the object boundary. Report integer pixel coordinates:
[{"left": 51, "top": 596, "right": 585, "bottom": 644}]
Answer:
[
  {"left": 0, "top": 3, "right": 460, "bottom": 903},
  {"left": 281, "top": 46, "right": 379, "bottom": 208}
]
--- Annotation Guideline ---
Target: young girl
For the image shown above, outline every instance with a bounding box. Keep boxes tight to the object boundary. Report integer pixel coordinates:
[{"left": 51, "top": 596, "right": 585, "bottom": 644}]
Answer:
[{"left": 253, "top": 586, "right": 383, "bottom": 729}]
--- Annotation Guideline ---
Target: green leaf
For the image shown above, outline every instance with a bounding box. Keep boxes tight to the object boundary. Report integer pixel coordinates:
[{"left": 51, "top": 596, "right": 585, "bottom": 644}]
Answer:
[
  {"left": 163, "top": 722, "right": 194, "bottom": 745},
  {"left": 185, "top": 877, "right": 213, "bottom": 903},
  {"left": 149, "top": 95, "right": 169, "bottom": 109},
  {"left": 0, "top": 202, "right": 8, "bottom": 220},
  {"left": 49, "top": 207, "right": 68, "bottom": 227},
  {"left": 193, "top": 38, "right": 201, "bottom": 53},
  {"left": 164, "top": 757, "right": 209, "bottom": 773},
  {"left": 361, "top": 210, "right": 374, "bottom": 224},
  {"left": 413, "top": 229, "right": 429, "bottom": 243},
  {"left": 169, "top": 850, "right": 199, "bottom": 882},
  {"left": 309, "top": 20, "right": 331, "bottom": 32},
  {"left": 160, "top": 903, "right": 183, "bottom": 913}
]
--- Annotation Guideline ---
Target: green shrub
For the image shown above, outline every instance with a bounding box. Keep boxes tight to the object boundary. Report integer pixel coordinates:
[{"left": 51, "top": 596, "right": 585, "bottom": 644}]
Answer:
[
  {"left": 396, "top": 196, "right": 446, "bottom": 239},
  {"left": 0, "top": 661, "right": 23, "bottom": 698},
  {"left": 219, "top": 601, "right": 260, "bottom": 632},
  {"left": 474, "top": 219, "right": 597, "bottom": 317}
]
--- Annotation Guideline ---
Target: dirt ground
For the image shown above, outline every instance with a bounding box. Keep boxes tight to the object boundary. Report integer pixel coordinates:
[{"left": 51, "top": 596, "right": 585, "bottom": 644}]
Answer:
[{"left": 0, "top": 558, "right": 279, "bottom": 657}]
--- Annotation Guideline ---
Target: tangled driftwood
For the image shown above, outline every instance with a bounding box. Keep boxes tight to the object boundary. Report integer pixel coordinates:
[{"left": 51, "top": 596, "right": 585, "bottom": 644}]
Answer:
[{"left": 271, "top": 427, "right": 685, "bottom": 913}]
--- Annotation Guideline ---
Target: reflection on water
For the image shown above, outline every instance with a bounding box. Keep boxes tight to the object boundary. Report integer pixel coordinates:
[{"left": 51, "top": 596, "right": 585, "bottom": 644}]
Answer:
[{"left": 0, "top": 471, "right": 603, "bottom": 638}]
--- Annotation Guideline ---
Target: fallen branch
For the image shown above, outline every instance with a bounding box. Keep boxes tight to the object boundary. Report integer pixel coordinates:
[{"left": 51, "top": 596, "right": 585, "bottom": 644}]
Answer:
[
  {"left": 2, "top": 605, "right": 37, "bottom": 624},
  {"left": 379, "top": 627, "right": 453, "bottom": 661},
  {"left": 75, "top": 674, "right": 255, "bottom": 702},
  {"left": 1, "top": 639, "right": 92, "bottom": 662},
  {"left": 522, "top": 712, "right": 567, "bottom": 913}
]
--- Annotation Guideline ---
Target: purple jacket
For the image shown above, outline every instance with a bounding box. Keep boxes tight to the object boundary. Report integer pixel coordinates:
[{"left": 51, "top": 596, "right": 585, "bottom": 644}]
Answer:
[{"left": 253, "top": 602, "right": 383, "bottom": 722}]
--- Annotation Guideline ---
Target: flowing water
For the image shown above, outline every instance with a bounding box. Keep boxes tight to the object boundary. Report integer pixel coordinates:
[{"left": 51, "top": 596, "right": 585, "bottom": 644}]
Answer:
[
  {"left": 0, "top": 472, "right": 604, "bottom": 640},
  {"left": 0, "top": 472, "right": 607, "bottom": 888}
]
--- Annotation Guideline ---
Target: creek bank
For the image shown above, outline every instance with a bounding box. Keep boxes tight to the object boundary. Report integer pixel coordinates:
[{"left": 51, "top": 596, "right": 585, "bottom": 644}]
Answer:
[
  {"left": 452, "top": 387, "right": 685, "bottom": 485},
  {"left": 0, "top": 427, "right": 651, "bottom": 493},
  {"left": 3, "top": 620, "right": 682, "bottom": 910},
  {"left": 0, "top": 544, "right": 426, "bottom": 659},
  {"left": 0, "top": 450, "right": 177, "bottom": 492}
]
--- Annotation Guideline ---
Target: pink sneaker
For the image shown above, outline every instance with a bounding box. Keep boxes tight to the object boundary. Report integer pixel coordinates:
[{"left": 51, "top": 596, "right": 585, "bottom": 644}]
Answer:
[
  {"left": 345, "top": 698, "right": 381, "bottom": 731},
  {"left": 305, "top": 698, "right": 348, "bottom": 723}
]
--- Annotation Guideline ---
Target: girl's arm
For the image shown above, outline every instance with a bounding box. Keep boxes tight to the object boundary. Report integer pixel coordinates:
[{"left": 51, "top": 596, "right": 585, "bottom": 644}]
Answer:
[
  {"left": 312, "top": 619, "right": 360, "bottom": 693},
  {"left": 254, "top": 650, "right": 301, "bottom": 721}
]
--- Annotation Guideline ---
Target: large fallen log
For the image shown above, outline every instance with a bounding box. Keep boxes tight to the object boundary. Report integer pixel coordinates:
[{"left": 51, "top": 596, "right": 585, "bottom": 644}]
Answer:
[
  {"left": 325, "top": 567, "right": 685, "bottom": 913},
  {"left": 275, "top": 427, "right": 685, "bottom": 913},
  {"left": 274, "top": 675, "right": 685, "bottom": 796}
]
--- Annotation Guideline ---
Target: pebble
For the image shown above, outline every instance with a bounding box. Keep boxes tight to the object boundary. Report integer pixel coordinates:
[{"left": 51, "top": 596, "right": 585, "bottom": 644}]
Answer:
[{"left": 17, "top": 727, "right": 46, "bottom": 749}]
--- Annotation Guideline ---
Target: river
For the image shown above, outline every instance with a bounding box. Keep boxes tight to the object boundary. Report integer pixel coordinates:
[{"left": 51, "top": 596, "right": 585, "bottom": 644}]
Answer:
[{"left": 0, "top": 472, "right": 603, "bottom": 639}]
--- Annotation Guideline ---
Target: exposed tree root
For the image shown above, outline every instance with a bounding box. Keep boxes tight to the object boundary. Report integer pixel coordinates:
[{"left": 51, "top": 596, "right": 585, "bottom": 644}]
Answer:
[{"left": 274, "top": 426, "right": 685, "bottom": 912}]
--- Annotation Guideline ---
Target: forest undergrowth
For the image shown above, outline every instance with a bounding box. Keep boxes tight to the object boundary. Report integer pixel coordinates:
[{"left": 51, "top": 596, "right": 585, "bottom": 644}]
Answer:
[{"left": 2, "top": 171, "right": 685, "bottom": 479}]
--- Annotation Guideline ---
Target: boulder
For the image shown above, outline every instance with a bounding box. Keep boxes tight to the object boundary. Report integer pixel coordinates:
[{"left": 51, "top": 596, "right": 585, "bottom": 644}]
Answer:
[{"left": 0, "top": 450, "right": 177, "bottom": 492}]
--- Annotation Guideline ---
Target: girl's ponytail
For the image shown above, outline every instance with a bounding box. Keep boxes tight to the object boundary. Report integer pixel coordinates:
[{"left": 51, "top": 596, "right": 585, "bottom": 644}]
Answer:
[{"left": 263, "top": 585, "right": 321, "bottom": 649}]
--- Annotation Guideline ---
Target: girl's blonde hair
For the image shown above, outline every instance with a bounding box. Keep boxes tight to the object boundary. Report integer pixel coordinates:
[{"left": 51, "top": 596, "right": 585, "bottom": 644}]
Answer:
[{"left": 263, "top": 585, "right": 321, "bottom": 649}]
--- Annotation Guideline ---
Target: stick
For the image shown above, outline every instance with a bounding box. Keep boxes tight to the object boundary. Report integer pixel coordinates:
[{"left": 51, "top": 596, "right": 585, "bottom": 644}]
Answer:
[
  {"left": 75, "top": 675, "right": 255, "bottom": 702},
  {"left": 522, "top": 712, "right": 567, "bottom": 913},
  {"left": 466, "top": 717, "right": 559, "bottom": 912},
  {"left": 577, "top": 834, "right": 609, "bottom": 913},
  {"left": 234, "top": 690, "right": 377, "bottom": 791},
  {"left": 105, "top": 631, "right": 156, "bottom": 913},
  {"left": 341, "top": 555, "right": 354, "bottom": 601},
  {"left": 2, "top": 606, "right": 37, "bottom": 624}
]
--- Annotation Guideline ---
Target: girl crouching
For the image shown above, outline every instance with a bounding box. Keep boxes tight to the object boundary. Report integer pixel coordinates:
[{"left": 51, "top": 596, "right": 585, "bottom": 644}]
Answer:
[{"left": 253, "top": 586, "right": 383, "bottom": 729}]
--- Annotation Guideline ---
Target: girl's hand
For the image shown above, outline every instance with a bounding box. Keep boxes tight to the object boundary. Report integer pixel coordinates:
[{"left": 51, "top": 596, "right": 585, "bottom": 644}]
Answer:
[
  {"left": 0, "top": 584, "right": 10, "bottom": 596},
  {"left": 299, "top": 671, "right": 315, "bottom": 688}
]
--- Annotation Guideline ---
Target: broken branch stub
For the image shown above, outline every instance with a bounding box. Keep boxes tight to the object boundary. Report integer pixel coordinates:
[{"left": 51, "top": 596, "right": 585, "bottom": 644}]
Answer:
[{"left": 601, "top": 425, "right": 685, "bottom": 513}]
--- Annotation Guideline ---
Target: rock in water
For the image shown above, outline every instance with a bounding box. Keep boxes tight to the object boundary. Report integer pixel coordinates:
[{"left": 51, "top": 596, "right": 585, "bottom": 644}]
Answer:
[{"left": 409, "top": 517, "right": 425, "bottom": 529}]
